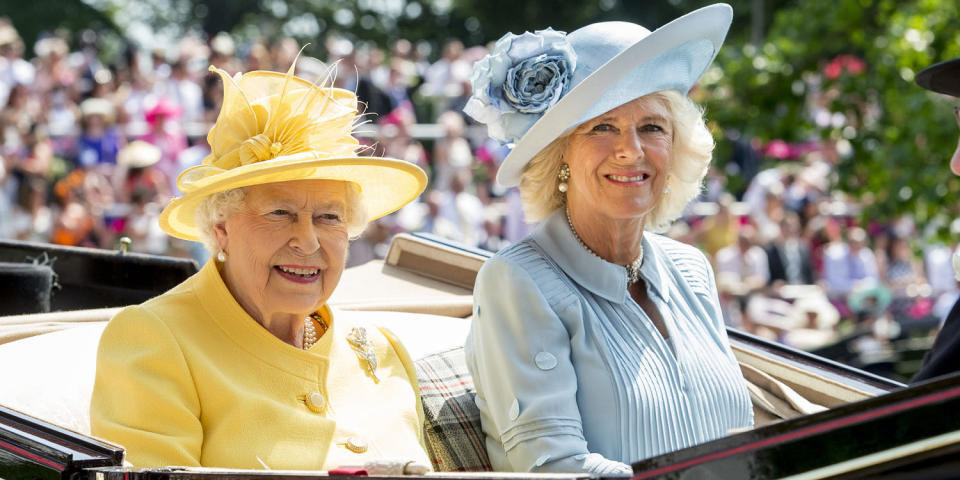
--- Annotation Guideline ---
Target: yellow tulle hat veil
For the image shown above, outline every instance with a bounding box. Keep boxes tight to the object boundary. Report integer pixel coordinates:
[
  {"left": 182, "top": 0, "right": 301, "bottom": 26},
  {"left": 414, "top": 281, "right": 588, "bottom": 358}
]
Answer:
[{"left": 159, "top": 56, "right": 427, "bottom": 241}]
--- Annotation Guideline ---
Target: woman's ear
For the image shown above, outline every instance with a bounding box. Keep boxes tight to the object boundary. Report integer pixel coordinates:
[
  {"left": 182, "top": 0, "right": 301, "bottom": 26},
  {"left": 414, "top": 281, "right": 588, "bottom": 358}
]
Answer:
[{"left": 213, "top": 221, "right": 228, "bottom": 253}]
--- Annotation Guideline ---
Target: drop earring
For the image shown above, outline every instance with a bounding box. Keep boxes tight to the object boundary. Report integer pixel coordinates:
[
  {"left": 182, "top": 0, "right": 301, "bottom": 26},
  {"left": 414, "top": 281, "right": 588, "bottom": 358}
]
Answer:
[
  {"left": 217, "top": 250, "right": 227, "bottom": 262},
  {"left": 558, "top": 163, "right": 570, "bottom": 193}
]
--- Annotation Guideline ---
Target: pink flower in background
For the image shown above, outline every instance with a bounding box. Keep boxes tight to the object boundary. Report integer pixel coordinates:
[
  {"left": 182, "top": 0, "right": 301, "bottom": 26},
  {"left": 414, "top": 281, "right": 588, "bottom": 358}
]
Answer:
[{"left": 824, "top": 54, "right": 866, "bottom": 80}]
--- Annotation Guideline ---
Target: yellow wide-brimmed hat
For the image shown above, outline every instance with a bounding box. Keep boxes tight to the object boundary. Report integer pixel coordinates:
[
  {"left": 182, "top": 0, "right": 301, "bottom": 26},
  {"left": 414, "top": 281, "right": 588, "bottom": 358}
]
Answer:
[{"left": 159, "top": 61, "right": 427, "bottom": 241}]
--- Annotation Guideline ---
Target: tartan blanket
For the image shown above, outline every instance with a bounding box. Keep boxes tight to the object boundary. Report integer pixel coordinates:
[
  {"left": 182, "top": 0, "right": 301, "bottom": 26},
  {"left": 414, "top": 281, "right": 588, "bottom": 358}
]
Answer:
[{"left": 415, "top": 347, "right": 492, "bottom": 471}]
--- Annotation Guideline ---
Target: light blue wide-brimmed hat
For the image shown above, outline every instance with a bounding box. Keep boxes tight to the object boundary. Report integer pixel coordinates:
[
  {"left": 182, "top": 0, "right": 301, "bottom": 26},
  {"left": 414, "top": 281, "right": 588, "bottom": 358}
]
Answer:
[{"left": 464, "top": 4, "right": 733, "bottom": 187}]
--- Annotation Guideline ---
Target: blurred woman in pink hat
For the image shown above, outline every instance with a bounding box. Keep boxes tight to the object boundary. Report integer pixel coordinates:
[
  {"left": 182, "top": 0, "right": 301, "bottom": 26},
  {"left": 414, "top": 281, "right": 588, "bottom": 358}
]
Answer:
[{"left": 139, "top": 96, "right": 187, "bottom": 187}]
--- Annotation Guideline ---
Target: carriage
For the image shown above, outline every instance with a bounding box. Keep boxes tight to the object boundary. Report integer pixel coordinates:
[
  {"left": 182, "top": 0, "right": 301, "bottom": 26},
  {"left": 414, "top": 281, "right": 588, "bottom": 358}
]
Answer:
[{"left": 0, "top": 235, "right": 957, "bottom": 480}]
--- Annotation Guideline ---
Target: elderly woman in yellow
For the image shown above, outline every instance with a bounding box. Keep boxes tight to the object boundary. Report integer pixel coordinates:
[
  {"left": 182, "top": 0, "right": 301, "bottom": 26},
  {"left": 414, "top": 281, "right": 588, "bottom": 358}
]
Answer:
[{"left": 89, "top": 59, "right": 431, "bottom": 471}]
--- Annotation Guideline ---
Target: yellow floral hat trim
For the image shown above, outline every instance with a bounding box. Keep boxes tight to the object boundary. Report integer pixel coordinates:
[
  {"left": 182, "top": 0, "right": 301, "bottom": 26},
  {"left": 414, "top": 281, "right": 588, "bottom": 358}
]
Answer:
[{"left": 159, "top": 57, "right": 427, "bottom": 241}]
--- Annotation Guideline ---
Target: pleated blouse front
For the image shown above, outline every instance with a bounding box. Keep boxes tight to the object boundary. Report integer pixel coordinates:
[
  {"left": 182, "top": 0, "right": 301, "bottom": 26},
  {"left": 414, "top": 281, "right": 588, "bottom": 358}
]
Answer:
[{"left": 466, "top": 209, "right": 753, "bottom": 472}]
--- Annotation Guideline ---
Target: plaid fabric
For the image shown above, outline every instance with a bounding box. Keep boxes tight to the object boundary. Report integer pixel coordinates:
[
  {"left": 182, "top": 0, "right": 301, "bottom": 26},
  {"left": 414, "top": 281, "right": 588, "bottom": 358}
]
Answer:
[{"left": 415, "top": 347, "right": 492, "bottom": 472}]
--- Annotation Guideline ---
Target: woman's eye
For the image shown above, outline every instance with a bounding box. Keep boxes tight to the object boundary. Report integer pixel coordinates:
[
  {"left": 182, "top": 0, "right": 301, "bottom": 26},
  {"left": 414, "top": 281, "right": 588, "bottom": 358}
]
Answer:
[
  {"left": 591, "top": 123, "right": 615, "bottom": 133},
  {"left": 268, "top": 209, "right": 290, "bottom": 217},
  {"left": 641, "top": 123, "right": 665, "bottom": 133},
  {"left": 316, "top": 213, "right": 342, "bottom": 225}
]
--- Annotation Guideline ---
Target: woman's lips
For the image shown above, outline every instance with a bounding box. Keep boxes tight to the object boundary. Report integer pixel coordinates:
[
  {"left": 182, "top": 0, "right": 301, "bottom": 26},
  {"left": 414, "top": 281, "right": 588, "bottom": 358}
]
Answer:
[
  {"left": 605, "top": 172, "right": 651, "bottom": 184},
  {"left": 274, "top": 265, "right": 321, "bottom": 284}
]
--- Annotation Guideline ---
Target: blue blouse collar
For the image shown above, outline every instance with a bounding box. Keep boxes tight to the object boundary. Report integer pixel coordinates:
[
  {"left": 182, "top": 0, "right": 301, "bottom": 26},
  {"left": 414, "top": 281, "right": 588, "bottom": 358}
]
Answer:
[{"left": 532, "top": 209, "right": 671, "bottom": 304}]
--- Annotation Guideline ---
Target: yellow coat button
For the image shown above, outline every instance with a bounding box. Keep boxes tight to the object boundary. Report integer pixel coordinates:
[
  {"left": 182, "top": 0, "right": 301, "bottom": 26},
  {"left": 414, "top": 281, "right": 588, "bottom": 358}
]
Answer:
[
  {"left": 345, "top": 436, "right": 368, "bottom": 453},
  {"left": 305, "top": 392, "right": 325, "bottom": 413}
]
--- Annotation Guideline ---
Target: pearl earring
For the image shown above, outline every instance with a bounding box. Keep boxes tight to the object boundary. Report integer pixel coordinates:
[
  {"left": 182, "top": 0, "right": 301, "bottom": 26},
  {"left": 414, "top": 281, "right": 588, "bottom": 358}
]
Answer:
[
  {"left": 217, "top": 250, "right": 227, "bottom": 262},
  {"left": 558, "top": 163, "right": 570, "bottom": 193}
]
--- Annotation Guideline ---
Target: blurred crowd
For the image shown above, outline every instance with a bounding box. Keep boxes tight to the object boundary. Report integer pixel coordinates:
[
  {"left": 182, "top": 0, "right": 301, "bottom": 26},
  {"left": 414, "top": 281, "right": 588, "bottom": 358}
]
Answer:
[
  {"left": 680, "top": 159, "right": 958, "bottom": 378},
  {"left": 0, "top": 19, "right": 955, "bottom": 376}
]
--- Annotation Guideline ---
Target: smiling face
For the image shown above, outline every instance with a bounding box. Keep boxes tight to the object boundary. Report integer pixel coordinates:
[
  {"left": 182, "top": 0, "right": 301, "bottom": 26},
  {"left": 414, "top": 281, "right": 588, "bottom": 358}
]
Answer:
[
  {"left": 214, "top": 179, "right": 350, "bottom": 323},
  {"left": 564, "top": 95, "right": 673, "bottom": 225}
]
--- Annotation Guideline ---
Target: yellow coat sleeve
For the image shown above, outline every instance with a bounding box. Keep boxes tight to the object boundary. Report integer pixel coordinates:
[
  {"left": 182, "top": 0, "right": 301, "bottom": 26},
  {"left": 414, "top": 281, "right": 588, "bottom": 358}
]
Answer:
[
  {"left": 377, "top": 326, "right": 427, "bottom": 452},
  {"left": 90, "top": 305, "right": 203, "bottom": 467}
]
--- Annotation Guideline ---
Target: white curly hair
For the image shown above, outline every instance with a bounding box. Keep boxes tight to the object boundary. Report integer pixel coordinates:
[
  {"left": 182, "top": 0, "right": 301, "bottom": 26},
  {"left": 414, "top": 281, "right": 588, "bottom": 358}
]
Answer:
[{"left": 193, "top": 182, "right": 368, "bottom": 254}]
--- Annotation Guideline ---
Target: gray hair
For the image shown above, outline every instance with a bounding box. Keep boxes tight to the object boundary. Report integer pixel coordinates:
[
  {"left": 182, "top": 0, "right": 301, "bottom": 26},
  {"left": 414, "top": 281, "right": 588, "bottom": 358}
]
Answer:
[
  {"left": 518, "top": 90, "right": 714, "bottom": 233},
  {"left": 194, "top": 182, "right": 367, "bottom": 254}
]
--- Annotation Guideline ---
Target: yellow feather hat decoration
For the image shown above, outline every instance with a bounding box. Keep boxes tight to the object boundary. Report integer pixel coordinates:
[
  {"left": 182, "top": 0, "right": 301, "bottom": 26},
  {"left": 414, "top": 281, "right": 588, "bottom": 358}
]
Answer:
[{"left": 159, "top": 57, "right": 427, "bottom": 241}]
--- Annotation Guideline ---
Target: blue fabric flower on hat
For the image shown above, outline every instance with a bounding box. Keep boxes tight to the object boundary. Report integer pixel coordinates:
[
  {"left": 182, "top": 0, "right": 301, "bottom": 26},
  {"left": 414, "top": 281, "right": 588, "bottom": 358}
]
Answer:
[{"left": 464, "top": 28, "right": 576, "bottom": 145}]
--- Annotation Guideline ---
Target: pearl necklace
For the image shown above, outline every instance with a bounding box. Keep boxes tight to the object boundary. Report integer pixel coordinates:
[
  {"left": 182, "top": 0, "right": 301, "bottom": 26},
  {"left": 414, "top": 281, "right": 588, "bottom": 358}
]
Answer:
[
  {"left": 302, "top": 312, "right": 327, "bottom": 350},
  {"left": 565, "top": 208, "right": 644, "bottom": 284}
]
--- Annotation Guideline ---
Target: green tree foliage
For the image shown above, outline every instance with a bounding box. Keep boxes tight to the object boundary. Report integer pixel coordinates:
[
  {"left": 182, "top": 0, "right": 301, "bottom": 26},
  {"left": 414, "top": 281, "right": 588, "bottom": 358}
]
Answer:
[
  {"left": 699, "top": 0, "right": 960, "bottom": 237},
  {"left": 448, "top": 0, "right": 795, "bottom": 46},
  {"left": 0, "top": 0, "right": 120, "bottom": 58}
]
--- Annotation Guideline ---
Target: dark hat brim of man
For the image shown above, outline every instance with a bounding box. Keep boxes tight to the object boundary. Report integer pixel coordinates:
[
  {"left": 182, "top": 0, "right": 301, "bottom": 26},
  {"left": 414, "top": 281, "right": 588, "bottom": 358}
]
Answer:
[{"left": 916, "top": 58, "right": 960, "bottom": 97}]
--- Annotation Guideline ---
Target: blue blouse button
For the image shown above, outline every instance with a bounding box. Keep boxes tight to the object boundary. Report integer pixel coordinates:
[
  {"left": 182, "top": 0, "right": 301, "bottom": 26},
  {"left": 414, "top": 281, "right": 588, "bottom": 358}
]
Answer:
[
  {"left": 508, "top": 398, "right": 520, "bottom": 420},
  {"left": 534, "top": 351, "right": 557, "bottom": 370}
]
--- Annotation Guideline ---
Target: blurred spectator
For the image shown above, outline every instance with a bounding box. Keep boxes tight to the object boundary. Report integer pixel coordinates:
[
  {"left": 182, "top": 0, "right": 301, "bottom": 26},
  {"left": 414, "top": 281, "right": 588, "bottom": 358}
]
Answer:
[
  {"left": 885, "top": 235, "right": 927, "bottom": 299},
  {"left": 8, "top": 174, "right": 52, "bottom": 242},
  {"left": 158, "top": 59, "right": 204, "bottom": 124},
  {"left": 716, "top": 223, "right": 770, "bottom": 295},
  {"left": 755, "top": 182, "right": 786, "bottom": 242},
  {"left": 328, "top": 37, "right": 392, "bottom": 118},
  {"left": 75, "top": 97, "right": 121, "bottom": 168},
  {"left": 121, "top": 187, "right": 168, "bottom": 254},
  {"left": 0, "top": 19, "right": 34, "bottom": 108},
  {"left": 716, "top": 223, "right": 770, "bottom": 327},
  {"left": 33, "top": 35, "right": 72, "bottom": 94},
  {"left": 696, "top": 192, "right": 738, "bottom": 259},
  {"left": 432, "top": 110, "right": 472, "bottom": 191},
  {"left": 1, "top": 84, "right": 41, "bottom": 157},
  {"left": 209, "top": 32, "right": 240, "bottom": 72},
  {"left": 422, "top": 39, "right": 466, "bottom": 98},
  {"left": 51, "top": 170, "right": 96, "bottom": 246},
  {"left": 782, "top": 293, "right": 841, "bottom": 350},
  {"left": 766, "top": 211, "right": 815, "bottom": 288},
  {"left": 431, "top": 170, "right": 483, "bottom": 248},
  {"left": 741, "top": 165, "right": 782, "bottom": 219},
  {"left": 140, "top": 96, "right": 186, "bottom": 188},
  {"left": 379, "top": 102, "right": 427, "bottom": 167},
  {"left": 822, "top": 226, "right": 879, "bottom": 301},
  {"left": 116, "top": 140, "right": 169, "bottom": 204}
]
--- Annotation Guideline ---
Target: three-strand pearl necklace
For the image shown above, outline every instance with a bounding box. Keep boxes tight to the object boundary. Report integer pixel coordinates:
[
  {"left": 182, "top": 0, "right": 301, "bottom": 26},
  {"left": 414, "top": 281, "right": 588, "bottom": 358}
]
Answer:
[{"left": 302, "top": 312, "right": 326, "bottom": 350}]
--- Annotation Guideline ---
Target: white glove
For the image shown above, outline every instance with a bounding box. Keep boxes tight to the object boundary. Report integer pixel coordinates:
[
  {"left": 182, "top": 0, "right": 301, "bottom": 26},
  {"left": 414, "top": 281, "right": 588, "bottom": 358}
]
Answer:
[{"left": 362, "top": 458, "right": 431, "bottom": 475}]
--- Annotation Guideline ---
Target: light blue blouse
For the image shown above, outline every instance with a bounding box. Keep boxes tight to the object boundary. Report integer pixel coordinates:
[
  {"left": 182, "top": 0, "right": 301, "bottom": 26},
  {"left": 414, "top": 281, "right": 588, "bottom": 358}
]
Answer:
[{"left": 465, "top": 209, "right": 753, "bottom": 474}]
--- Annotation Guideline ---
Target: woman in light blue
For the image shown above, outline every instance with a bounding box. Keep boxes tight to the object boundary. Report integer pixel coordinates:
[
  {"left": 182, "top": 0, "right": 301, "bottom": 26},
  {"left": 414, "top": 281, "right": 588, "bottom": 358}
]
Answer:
[{"left": 463, "top": 4, "right": 752, "bottom": 474}]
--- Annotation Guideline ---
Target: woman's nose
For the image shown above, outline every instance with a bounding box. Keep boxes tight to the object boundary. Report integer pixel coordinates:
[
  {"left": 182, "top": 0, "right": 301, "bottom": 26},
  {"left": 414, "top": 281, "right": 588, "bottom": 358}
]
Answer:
[
  {"left": 289, "top": 215, "right": 320, "bottom": 254},
  {"left": 617, "top": 128, "right": 644, "bottom": 160}
]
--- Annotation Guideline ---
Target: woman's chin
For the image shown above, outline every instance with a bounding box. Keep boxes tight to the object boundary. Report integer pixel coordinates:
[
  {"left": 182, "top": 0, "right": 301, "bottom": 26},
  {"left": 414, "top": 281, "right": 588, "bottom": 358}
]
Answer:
[{"left": 269, "top": 295, "right": 325, "bottom": 315}]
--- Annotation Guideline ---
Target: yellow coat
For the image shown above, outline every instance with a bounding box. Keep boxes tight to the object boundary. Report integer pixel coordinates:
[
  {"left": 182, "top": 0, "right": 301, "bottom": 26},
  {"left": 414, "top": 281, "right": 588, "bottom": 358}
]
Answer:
[{"left": 90, "top": 260, "right": 429, "bottom": 470}]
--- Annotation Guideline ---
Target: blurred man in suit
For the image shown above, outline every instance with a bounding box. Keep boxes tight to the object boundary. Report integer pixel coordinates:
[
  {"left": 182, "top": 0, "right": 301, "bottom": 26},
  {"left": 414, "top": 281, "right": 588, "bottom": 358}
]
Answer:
[{"left": 912, "top": 57, "right": 960, "bottom": 382}]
